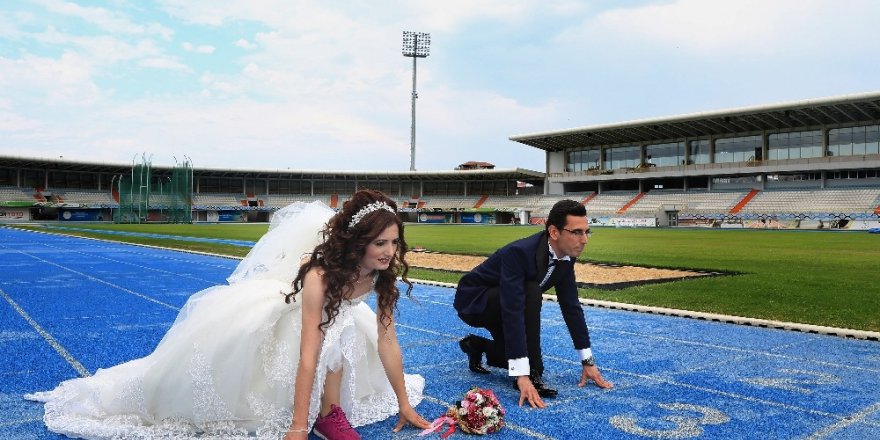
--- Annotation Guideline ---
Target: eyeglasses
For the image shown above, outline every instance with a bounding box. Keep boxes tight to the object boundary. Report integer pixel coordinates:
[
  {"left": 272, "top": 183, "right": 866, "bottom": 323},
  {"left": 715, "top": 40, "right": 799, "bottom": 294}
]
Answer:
[{"left": 561, "top": 228, "right": 592, "bottom": 238}]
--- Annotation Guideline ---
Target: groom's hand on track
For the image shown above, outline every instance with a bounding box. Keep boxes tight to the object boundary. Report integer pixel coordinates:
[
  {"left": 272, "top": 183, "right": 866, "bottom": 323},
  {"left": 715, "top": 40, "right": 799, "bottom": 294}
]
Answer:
[
  {"left": 516, "top": 376, "right": 546, "bottom": 408},
  {"left": 578, "top": 365, "right": 613, "bottom": 389}
]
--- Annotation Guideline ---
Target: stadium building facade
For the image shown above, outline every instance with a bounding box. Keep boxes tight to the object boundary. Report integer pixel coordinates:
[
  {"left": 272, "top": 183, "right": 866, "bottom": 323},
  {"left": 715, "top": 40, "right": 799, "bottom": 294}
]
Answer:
[
  {"left": 0, "top": 156, "right": 544, "bottom": 224},
  {"left": 1, "top": 92, "right": 879, "bottom": 229},
  {"left": 511, "top": 91, "right": 880, "bottom": 228}
]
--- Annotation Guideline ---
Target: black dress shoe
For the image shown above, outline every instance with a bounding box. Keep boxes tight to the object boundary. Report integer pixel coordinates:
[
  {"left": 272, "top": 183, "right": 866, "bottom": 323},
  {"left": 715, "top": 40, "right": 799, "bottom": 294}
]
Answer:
[
  {"left": 458, "top": 335, "right": 490, "bottom": 374},
  {"left": 512, "top": 376, "right": 558, "bottom": 398}
]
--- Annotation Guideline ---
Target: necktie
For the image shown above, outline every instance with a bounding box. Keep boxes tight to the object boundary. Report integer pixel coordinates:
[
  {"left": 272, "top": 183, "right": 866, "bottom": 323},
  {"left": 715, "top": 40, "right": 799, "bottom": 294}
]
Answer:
[{"left": 539, "top": 259, "right": 557, "bottom": 288}]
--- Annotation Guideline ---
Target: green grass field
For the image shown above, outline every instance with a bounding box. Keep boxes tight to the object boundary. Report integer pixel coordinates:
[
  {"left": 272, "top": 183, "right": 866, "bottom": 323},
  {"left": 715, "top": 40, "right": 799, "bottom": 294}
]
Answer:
[{"left": 8, "top": 223, "right": 880, "bottom": 332}]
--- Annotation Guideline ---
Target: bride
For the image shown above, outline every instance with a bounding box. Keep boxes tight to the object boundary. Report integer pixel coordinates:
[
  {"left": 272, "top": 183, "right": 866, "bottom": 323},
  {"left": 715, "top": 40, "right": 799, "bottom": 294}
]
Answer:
[{"left": 25, "top": 189, "right": 430, "bottom": 440}]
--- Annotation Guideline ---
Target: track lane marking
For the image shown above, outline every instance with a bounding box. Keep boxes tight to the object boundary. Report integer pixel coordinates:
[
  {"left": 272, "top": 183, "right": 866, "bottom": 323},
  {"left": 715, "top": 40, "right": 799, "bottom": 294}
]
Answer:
[
  {"left": 414, "top": 295, "right": 880, "bottom": 374},
  {"left": 804, "top": 401, "right": 880, "bottom": 439},
  {"left": 32, "top": 240, "right": 223, "bottom": 285},
  {"left": 0, "top": 243, "right": 179, "bottom": 312},
  {"left": 0, "top": 288, "right": 90, "bottom": 378}
]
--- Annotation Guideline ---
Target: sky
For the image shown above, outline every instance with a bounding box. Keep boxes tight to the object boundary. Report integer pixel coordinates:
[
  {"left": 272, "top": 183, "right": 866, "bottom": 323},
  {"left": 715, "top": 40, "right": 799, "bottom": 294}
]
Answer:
[{"left": 1, "top": 1, "right": 879, "bottom": 173}]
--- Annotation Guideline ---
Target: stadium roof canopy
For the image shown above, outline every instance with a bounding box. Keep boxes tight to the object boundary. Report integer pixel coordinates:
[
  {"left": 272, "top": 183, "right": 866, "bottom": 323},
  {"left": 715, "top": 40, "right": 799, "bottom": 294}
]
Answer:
[
  {"left": 0, "top": 156, "right": 134, "bottom": 174},
  {"left": 509, "top": 91, "right": 880, "bottom": 152},
  {"left": 0, "top": 155, "right": 545, "bottom": 181},
  {"left": 190, "top": 166, "right": 544, "bottom": 181}
]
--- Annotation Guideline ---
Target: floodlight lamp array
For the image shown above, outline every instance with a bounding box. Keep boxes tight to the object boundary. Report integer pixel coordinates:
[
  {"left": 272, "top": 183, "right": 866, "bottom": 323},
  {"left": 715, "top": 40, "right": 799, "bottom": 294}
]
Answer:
[{"left": 402, "top": 31, "right": 431, "bottom": 57}]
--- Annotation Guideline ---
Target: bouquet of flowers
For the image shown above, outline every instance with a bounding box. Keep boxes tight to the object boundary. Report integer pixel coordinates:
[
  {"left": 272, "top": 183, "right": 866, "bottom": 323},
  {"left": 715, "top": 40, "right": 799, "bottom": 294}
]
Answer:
[{"left": 420, "top": 387, "right": 505, "bottom": 438}]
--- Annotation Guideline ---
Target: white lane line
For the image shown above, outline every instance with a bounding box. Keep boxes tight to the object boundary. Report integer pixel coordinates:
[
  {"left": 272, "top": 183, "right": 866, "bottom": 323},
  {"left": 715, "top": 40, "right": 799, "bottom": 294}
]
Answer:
[
  {"left": 2, "top": 244, "right": 179, "bottom": 312},
  {"left": 33, "top": 240, "right": 221, "bottom": 285},
  {"left": 414, "top": 299, "right": 452, "bottom": 307},
  {"left": 544, "top": 354, "right": 844, "bottom": 420},
  {"left": 591, "top": 326, "right": 880, "bottom": 374},
  {"left": 409, "top": 293, "right": 880, "bottom": 374},
  {"left": 396, "top": 323, "right": 461, "bottom": 339},
  {"left": 421, "top": 395, "right": 557, "bottom": 440},
  {"left": 401, "top": 314, "right": 880, "bottom": 431},
  {"left": 0, "top": 288, "right": 91, "bottom": 378},
  {"left": 8, "top": 226, "right": 242, "bottom": 262},
  {"left": 803, "top": 401, "right": 880, "bottom": 439}
]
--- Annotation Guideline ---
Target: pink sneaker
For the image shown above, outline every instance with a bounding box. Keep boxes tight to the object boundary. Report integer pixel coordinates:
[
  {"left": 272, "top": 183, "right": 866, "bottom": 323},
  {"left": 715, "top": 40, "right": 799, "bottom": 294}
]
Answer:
[{"left": 313, "top": 404, "right": 361, "bottom": 440}]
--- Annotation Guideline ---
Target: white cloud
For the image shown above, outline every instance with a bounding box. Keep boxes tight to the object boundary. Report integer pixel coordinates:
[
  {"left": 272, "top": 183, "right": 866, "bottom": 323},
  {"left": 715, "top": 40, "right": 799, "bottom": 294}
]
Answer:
[
  {"left": 561, "top": 0, "right": 880, "bottom": 55},
  {"left": 1, "top": 0, "right": 566, "bottom": 170},
  {"left": 158, "top": 0, "right": 543, "bottom": 31},
  {"left": 7, "top": 0, "right": 875, "bottom": 172},
  {"left": 0, "top": 111, "right": 42, "bottom": 131},
  {"left": 182, "top": 42, "right": 216, "bottom": 54},
  {"left": 0, "top": 53, "right": 102, "bottom": 106},
  {"left": 199, "top": 73, "right": 241, "bottom": 96},
  {"left": 234, "top": 38, "right": 256, "bottom": 50},
  {"left": 0, "top": 11, "right": 25, "bottom": 40},
  {"left": 138, "top": 57, "right": 190, "bottom": 71},
  {"left": 411, "top": 85, "right": 559, "bottom": 169},
  {"left": 34, "top": 27, "right": 172, "bottom": 65},
  {"left": 33, "top": 0, "right": 173, "bottom": 40}
]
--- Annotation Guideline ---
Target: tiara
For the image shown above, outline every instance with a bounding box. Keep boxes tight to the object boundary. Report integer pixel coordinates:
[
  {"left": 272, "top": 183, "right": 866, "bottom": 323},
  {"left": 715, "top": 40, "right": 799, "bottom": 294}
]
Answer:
[{"left": 348, "top": 201, "right": 395, "bottom": 230}]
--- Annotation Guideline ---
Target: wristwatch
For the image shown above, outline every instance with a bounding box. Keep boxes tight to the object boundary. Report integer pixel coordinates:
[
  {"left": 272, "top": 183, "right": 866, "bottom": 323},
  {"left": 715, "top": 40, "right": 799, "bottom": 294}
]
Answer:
[{"left": 581, "top": 356, "right": 596, "bottom": 367}]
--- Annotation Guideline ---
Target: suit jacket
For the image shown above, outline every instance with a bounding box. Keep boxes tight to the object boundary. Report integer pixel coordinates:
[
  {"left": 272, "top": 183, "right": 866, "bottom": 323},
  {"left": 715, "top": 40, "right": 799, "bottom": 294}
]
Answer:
[{"left": 454, "top": 231, "right": 592, "bottom": 361}]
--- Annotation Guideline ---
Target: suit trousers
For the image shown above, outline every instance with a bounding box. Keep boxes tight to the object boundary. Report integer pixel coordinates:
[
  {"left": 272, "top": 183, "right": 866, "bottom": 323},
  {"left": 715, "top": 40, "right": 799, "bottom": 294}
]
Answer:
[{"left": 458, "top": 281, "right": 544, "bottom": 377}]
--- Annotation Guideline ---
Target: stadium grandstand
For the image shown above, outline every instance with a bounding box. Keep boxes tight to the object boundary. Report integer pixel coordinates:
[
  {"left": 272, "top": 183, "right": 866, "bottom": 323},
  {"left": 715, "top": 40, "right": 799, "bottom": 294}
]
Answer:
[
  {"left": 1, "top": 91, "right": 879, "bottom": 230},
  {"left": 510, "top": 91, "right": 880, "bottom": 229}
]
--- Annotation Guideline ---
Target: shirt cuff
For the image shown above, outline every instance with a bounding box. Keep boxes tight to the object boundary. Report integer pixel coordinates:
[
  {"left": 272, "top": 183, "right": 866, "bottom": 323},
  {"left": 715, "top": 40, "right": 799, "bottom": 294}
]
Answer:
[
  {"left": 578, "top": 347, "right": 593, "bottom": 361},
  {"left": 508, "top": 357, "right": 530, "bottom": 377}
]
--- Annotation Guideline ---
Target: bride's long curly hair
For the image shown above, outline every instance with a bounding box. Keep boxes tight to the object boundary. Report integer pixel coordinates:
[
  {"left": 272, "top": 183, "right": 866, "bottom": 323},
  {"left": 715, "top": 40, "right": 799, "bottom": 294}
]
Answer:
[{"left": 286, "top": 189, "right": 412, "bottom": 331}]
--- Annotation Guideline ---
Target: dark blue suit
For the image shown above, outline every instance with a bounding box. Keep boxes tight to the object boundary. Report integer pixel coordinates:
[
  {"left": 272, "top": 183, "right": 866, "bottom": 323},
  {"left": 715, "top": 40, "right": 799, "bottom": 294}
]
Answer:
[{"left": 454, "top": 231, "right": 591, "bottom": 375}]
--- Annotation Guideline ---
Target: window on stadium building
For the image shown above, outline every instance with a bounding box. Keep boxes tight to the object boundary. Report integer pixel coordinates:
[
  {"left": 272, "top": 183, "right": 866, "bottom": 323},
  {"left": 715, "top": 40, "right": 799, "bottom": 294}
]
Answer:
[
  {"left": 223, "top": 178, "right": 243, "bottom": 193},
  {"left": 423, "top": 182, "right": 443, "bottom": 196},
  {"left": 830, "top": 169, "right": 880, "bottom": 179},
  {"left": 712, "top": 175, "right": 760, "bottom": 184},
  {"left": 401, "top": 182, "right": 419, "bottom": 197},
  {"left": 768, "top": 130, "right": 823, "bottom": 160},
  {"left": 604, "top": 145, "right": 640, "bottom": 170},
  {"left": 268, "top": 179, "right": 311, "bottom": 194},
  {"left": 566, "top": 149, "right": 600, "bottom": 172},
  {"left": 469, "top": 180, "right": 511, "bottom": 195},
  {"left": 314, "top": 180, "right": 355, "bottom": 194},
  {"left": 688, "top": 139, "right": 710, "bottom": 165},
  {"left": 766, "top": 172, "right": 821, "bottom": 182},
  {"left": 0, "top": 168, "right": 15, "bottom": 186},
  {"left": 423, "top": 181, "right": 464, "bottom": 196},
  {"left": 645, "top": 141, "right": 685, "bottom": 167},
  {"left": 50, "top": 171, "right": 99, "bottom": 189},
  {"left": 715, "top": 135, "right": 761, "bottom": 163},
  {"left": 22, "top": 169, "right": 44, "bottom": 188},
  {"left": 244, "top": 179, "right": 266, "bottom": 195},
  {"left": 198, "top": 177, "right": 245, "bottom": 194},
  {"left": 828, "top": 125, "right": 880, "bottom": 157},
  {"left": 362, "top": 180, "right": 401, "bottom": 196},
  {"left": 198, "top": 177, "right": 218, "bottom": 193}
]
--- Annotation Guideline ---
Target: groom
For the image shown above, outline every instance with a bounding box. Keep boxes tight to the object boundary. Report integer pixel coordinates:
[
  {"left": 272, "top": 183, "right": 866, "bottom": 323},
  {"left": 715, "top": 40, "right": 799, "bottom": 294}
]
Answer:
[{"left": 453, "top": 199, "right": 613, "bottom": 408}]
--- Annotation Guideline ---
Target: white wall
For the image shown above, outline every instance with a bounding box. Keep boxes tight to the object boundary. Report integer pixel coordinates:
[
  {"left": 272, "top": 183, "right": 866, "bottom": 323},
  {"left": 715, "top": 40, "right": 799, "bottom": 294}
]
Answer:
[{"left": 545, "top": 151, "right": 566, "bottom": 195}]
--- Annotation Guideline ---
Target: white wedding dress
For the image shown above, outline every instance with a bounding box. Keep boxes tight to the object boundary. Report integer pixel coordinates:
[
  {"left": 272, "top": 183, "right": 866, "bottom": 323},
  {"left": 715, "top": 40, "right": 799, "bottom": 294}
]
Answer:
[{"left": 24, "top": 201, "right": 425, "bottom": 439}]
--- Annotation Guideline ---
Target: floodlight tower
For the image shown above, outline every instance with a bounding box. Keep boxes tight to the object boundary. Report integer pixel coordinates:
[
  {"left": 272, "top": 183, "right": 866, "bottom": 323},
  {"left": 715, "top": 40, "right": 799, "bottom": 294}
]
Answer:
[{"left": 402, "top": 31, "right": 430, "bottom": 171}]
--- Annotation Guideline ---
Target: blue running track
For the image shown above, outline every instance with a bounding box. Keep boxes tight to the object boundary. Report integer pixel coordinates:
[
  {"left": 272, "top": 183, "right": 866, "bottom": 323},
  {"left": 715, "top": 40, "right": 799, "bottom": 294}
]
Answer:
[{"left": 1, "top": 227, "right": 879, "bottom": 439}]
